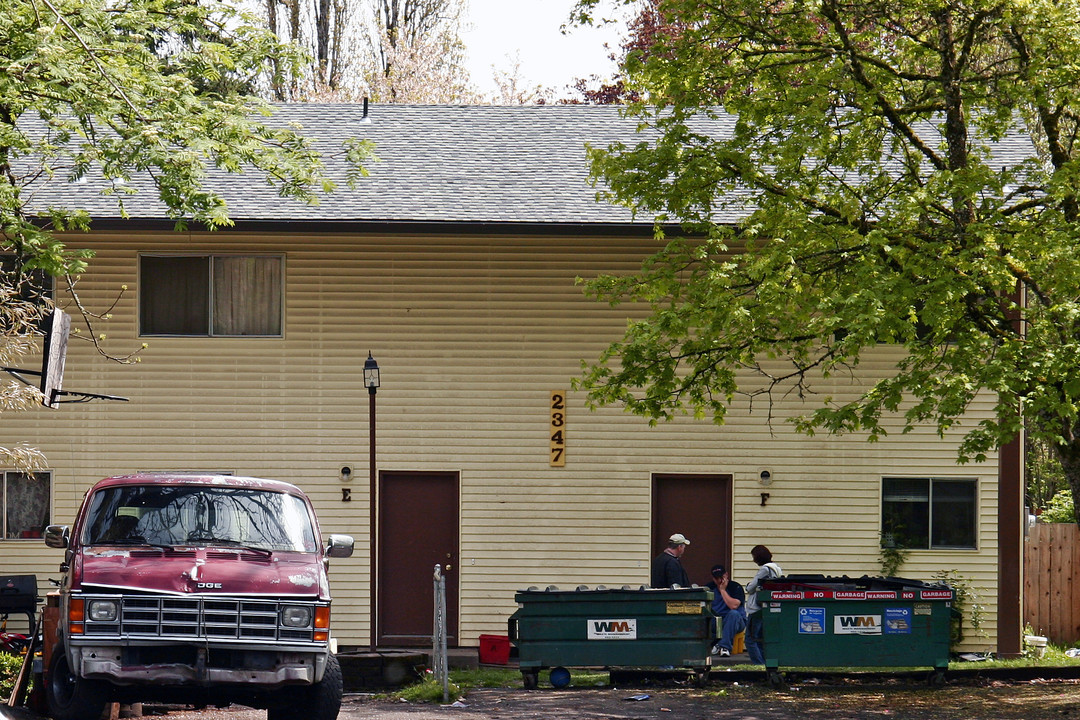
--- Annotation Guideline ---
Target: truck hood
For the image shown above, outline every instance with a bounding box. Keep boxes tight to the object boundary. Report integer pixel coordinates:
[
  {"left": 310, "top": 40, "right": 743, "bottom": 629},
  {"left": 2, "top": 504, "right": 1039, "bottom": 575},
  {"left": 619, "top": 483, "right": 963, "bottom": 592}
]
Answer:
[{"left": 75, "top": 546, "right": 328, "bottom": 598}]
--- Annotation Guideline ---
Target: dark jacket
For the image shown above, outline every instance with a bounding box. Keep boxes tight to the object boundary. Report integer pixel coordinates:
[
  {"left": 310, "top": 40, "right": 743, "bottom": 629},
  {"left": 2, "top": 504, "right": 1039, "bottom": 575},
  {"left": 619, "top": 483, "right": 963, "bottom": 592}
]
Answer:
[
  {"left": 705, "top": 579, "right": 746, "bottom": 617},
  {"left": 651, "top": 551, "right": 690, "bottom": 588}
]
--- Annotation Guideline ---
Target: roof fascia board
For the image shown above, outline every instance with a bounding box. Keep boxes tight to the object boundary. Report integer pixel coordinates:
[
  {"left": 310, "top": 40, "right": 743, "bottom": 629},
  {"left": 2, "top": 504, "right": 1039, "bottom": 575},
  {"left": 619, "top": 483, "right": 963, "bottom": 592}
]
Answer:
[{"left": 56, "top": 218, "right": 694, "bottom": 237}]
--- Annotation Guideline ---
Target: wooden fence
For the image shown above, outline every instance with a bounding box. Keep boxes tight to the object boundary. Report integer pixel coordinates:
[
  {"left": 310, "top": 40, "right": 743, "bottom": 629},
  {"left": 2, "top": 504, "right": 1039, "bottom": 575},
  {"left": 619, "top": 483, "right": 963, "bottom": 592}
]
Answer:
[{"left": 1024, "top": 522, "right": 1080, "bottom": 645}]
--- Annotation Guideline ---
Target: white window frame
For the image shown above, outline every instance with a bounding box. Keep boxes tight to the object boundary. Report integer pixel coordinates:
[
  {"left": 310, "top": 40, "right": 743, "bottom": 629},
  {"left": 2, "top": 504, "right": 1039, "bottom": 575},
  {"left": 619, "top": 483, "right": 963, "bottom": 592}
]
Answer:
[{"left": 881, "top": 476, "right": 978, "bottom": 550}]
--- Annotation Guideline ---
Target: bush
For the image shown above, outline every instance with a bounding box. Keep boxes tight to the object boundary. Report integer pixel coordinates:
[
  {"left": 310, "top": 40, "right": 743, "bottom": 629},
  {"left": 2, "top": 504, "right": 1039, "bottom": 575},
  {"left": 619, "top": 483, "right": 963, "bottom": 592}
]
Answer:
[
  {"left": 1040, "top": 490, "right": 1076, "bottom": 524},
  {"left": 0, "top": 652, "right": 27, "bottom": 701},
  {"left": 933, "top": 569, "right": 985, "bottom": 648}
]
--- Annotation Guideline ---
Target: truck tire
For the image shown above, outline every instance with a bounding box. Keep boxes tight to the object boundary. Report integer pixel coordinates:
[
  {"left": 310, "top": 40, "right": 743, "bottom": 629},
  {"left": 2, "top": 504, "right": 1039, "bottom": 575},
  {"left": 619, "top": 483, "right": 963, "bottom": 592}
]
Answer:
[
  {"left": 46, "top": 646, "right": 108, "bottom": 720},
  {"left": 268, "top": 653, "right": 343, "bottom": 720}
]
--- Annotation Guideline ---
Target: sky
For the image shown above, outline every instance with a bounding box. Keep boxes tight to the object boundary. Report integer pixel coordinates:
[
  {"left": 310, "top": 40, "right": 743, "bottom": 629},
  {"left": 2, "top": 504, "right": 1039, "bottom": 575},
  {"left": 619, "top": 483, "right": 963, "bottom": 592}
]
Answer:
[{"left": 460, "top": 0, "right": 627, "bottom": 99}]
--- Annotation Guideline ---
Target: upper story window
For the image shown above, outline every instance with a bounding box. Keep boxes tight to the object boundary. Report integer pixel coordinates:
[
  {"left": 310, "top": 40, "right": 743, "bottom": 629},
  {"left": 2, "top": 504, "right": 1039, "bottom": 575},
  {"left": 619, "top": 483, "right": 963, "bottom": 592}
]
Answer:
[
  {"left": 140, "top": 255, "right": 283, "bottom": 337},
  {"left": 881, "top": 477, "right": 976, "bottom": 550},
  {"left": 3, "top": 471, "right": 51, "bottom": 540}
]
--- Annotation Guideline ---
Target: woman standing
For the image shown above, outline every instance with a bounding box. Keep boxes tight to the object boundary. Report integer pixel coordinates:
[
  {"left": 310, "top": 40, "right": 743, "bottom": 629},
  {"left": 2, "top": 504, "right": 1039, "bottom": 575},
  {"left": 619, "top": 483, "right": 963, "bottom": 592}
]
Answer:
[{"left": 744, "top": 545, "right": 782, "bottom": 665}]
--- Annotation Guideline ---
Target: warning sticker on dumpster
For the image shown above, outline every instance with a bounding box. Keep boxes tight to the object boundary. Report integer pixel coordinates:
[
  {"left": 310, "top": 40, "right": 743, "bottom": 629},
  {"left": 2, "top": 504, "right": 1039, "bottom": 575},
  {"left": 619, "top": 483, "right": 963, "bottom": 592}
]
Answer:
[
  {"left": 921, "top": 590, "right": 953, "bottom": 600},
  {"left": 834, "top": 591, "right": 867, "bottom": 600},
  {"left": 587, "top": 619, "right": 637, "bottom": 639},
  {"left": 666, "top": 601, "right": 702, "bottom": 615},
  {"left": 884, "top": 607, "right": 912, "bottom": 634},
  {"left": 798, "top": 607, "right": 826, "bottom": 634},
  {"left": 834, "top": 614, "right": 882, "bottom": 635}
]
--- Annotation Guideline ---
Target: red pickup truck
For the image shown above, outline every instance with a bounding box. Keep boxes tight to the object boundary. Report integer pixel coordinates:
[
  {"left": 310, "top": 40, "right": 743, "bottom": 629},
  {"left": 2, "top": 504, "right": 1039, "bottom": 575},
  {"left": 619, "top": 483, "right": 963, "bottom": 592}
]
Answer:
[{"left": 41, "top": 474, "right": 354, "bottom": 720}]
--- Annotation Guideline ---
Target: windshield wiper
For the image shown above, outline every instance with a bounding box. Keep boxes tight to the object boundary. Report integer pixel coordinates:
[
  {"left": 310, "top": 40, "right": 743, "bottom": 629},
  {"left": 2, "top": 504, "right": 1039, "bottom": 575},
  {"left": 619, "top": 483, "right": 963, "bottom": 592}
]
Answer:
[
  {"left": 92, "top": 536, "right": 176, "bottom": 551},
  {"left": 184, "top": 536, "right": 274, "bottom": 556}
]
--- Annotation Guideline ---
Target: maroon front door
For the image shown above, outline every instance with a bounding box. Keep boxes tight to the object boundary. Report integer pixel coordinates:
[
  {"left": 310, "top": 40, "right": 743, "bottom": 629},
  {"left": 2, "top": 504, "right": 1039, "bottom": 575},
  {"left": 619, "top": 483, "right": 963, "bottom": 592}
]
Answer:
[
  {"left": 652, "top": 473, "right": 733, "bottom": 587},
  {"left": 377, "top": 471, "right": 459, "bottom": 647}
]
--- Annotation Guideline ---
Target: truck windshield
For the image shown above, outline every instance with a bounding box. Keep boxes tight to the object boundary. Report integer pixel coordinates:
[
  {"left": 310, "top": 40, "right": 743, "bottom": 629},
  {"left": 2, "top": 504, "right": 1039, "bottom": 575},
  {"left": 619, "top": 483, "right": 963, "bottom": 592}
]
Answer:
[{"left": 81, "top": 485, "right": 318, "bottom": 552}]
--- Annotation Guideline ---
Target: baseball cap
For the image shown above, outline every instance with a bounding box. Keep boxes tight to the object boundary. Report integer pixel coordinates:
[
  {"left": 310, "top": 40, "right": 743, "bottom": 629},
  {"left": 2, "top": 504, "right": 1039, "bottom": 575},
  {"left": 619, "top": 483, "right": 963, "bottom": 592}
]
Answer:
[
  {"left": 711, "top": 564, "right": 726, "bottom": 577},
  {"left": 668, "top": 533, "right": 690, "bottom": 546}
]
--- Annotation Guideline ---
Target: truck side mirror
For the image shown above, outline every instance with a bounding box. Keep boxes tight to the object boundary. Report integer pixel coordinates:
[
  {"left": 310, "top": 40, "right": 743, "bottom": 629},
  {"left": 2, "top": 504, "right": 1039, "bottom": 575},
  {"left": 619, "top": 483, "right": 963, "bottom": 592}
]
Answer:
[
  {"left": 44, "top": 525, "right": 70, "bottom": 549},
  {"left": 326, "top": 534, "right": 354, "bottom": 558}
]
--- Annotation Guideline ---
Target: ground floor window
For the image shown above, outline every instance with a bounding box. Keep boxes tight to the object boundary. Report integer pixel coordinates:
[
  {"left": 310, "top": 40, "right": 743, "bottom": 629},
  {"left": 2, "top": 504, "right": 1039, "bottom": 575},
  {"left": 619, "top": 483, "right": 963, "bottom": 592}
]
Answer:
[
  {"left": 881, "top": 477, "right": 976, "bottom": 550},
  {"left": 3, "top": 471, "right": 51, "bottom": 539}
]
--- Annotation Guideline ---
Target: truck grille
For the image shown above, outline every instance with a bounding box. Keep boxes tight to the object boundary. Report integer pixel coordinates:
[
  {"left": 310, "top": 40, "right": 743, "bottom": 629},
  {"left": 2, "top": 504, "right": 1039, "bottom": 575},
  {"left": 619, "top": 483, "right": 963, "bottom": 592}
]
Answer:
[{"left": 80, "top": 595, "right": 321, "bottom": 643}]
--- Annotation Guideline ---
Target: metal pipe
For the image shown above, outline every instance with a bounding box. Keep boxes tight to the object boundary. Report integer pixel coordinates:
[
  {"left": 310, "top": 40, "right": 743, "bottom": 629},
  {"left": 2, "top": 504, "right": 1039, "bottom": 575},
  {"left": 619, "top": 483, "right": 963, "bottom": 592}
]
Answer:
[{"left": 369, "top": 383, "right": 377, "bottom": 652}]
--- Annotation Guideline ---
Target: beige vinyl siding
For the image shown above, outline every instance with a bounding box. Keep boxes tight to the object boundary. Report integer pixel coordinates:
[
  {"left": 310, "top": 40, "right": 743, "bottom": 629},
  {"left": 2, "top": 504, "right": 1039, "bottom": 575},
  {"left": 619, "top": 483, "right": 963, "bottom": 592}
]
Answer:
[{"left": 5, "top": 231, "right": 1002, "bottom": 652}]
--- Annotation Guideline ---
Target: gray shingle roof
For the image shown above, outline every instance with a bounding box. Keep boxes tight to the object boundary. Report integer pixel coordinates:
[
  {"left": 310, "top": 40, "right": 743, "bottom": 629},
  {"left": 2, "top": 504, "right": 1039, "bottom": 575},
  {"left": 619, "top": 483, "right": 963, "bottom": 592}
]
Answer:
[
  {"left": 22, "top": 104, "right": 1035, "bottom": 227},
  {"left": 27, "top": 104, "right": 675, "bottom": 226}
]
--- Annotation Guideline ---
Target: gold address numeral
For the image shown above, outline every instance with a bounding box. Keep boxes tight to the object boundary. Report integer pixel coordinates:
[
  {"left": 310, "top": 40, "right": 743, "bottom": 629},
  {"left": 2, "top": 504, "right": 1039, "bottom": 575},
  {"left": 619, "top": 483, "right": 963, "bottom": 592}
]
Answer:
[{"left": 550, "top": 391, "right": 566, "bottom": 466}]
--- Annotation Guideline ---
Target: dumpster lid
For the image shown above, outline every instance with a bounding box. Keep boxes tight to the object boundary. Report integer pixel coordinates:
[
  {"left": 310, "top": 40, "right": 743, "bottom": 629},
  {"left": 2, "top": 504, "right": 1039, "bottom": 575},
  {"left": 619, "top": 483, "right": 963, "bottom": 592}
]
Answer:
[{"left": 514, "top": 584, "right": 712, "bottom": 600}]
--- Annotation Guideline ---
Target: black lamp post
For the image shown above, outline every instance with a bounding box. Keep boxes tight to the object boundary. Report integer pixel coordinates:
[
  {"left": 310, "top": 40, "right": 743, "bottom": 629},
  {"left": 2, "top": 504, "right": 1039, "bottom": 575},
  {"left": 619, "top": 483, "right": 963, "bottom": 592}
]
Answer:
[{"left": 363, "top": 352, "right": 380, "bottom": 652}]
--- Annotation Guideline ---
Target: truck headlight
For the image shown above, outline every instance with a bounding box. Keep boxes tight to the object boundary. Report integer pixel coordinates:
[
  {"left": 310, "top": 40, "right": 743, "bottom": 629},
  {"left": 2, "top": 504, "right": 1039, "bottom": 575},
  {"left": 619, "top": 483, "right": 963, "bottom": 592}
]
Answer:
[
  {"left": 88, "top": 600, "right": 118, "bottom": 622},
  {"left": 281, "top": 605, "right": 313, "bottom": 628}
]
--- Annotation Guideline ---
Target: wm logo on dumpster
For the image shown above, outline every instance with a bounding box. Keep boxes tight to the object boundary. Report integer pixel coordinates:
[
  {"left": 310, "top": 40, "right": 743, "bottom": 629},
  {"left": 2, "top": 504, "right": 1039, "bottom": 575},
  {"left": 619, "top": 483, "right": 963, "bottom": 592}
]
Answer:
[
  {"left": 834, "top": 614, "right": 882, "bottom": 635},
  {"left": 587, "top": 618, "right": 637, "bottom": 640}
]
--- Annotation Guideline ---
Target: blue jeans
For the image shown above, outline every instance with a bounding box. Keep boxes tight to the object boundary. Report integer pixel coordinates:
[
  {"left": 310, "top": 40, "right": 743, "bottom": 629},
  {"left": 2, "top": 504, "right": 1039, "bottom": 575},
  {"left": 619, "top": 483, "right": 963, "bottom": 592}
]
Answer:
[
  {"left": 746, "top": 611, "right": 765, "bottom": 664},
  {"left": 715, "top": 608, "right": 747, "bottom": 651}
]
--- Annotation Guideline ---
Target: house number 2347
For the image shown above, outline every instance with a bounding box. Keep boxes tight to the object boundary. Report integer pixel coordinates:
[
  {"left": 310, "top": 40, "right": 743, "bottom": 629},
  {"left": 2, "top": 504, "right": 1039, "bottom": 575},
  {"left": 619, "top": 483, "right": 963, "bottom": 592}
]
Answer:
[{"left": 550, "top": 391, "right": 566, "bottom": 467}]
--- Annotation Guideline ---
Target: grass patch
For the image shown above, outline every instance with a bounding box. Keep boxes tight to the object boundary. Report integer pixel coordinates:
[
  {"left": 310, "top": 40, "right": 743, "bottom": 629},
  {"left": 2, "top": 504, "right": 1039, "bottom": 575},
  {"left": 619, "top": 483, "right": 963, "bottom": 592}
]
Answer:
[
  {"left": 392, "top": 666, "right": 611, "bottom": 702},
  {"left": 444, "top": 667, "right": 608, "bottom": 690},
  {"left": 397, "top": 675, "right": 463, "bottom": 703},
  {"left": 451, "top": 667, "right": 521, "bottom": 689},
  {"left": 951, "top": 643, "right": 1080, "bottom": 669},
  {"left": 388, "top": 641, "right": 1080, "bottom": 703}
]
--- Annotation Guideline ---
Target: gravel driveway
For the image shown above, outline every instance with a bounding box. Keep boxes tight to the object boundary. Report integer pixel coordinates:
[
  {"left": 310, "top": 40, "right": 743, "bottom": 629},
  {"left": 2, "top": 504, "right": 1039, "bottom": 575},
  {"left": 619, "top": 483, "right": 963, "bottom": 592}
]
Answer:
[{"left": 63, "top": 674, "right": 1080, "bottom": 720}]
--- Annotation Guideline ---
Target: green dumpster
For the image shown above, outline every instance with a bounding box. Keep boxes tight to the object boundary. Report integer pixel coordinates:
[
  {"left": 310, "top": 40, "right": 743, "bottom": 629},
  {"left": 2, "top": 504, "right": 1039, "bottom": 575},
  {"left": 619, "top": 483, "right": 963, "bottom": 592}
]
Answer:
[
  {"left": 508, "top": 585, "right": 714, "bottom": 688},
  {"left": 760, "top": 575, "right": 954, "bottom": 686}
]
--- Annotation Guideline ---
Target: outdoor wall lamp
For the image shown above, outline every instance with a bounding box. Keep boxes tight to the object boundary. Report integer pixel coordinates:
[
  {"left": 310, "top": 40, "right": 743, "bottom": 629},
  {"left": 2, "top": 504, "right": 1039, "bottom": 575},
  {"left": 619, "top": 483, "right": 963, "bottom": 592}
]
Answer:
[{"left": 364, "top": 352, "right": 380, "bottom": 392}]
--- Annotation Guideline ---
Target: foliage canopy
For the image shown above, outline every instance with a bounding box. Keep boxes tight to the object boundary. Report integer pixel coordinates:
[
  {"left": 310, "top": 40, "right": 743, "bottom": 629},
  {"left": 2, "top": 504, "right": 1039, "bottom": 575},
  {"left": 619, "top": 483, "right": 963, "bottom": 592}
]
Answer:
[
  {"left": 0, "top": 0, "right": 372, "bottom": 463},
  {"left": 571, "top": 0, "right": 1080, "bottom": 511}
]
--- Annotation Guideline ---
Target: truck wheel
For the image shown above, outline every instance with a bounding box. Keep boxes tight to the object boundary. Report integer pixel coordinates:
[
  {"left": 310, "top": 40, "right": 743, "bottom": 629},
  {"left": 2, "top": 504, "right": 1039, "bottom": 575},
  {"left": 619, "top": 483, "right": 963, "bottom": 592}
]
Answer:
[
  {"left": 268, "top": 653, "right": 343, "bottom": 720},
  {"left": 46, "top": 646, "right": 108, "bottom": 720}
]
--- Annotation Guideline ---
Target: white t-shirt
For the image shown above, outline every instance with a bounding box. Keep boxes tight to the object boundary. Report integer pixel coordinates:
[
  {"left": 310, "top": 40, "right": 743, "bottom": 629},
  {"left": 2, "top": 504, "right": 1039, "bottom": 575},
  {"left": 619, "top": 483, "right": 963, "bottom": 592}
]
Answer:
[{"left": 744, "top": 562, "right": 783, "bottom": 615}]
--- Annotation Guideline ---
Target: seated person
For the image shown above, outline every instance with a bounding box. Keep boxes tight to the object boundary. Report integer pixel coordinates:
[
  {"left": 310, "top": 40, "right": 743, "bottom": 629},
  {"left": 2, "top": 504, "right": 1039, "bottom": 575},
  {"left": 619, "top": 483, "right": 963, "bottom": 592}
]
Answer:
[{"left": 705, "top": 563, "right": 747, "bottom": 657}]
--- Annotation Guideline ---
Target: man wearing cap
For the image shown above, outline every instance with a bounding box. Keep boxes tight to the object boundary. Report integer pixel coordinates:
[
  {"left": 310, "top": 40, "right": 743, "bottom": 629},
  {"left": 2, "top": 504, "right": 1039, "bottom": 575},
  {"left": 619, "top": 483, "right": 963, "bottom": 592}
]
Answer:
[
  {"left": 651, "top": 533, "right": 691, "bottom": 588},
  {"left": 705, "top": 564, "right": 747, "bottom": 657}
]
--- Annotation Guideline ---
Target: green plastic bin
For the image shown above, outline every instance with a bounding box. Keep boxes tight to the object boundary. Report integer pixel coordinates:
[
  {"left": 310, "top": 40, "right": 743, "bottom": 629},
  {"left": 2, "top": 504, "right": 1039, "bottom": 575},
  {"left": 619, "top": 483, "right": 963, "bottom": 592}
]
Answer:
[
  {"left": 760, "top": 575, "right": 954, "bottom": 686},
  {"left": 508, "top": 585, "right": 714, "bottom": 688}
]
